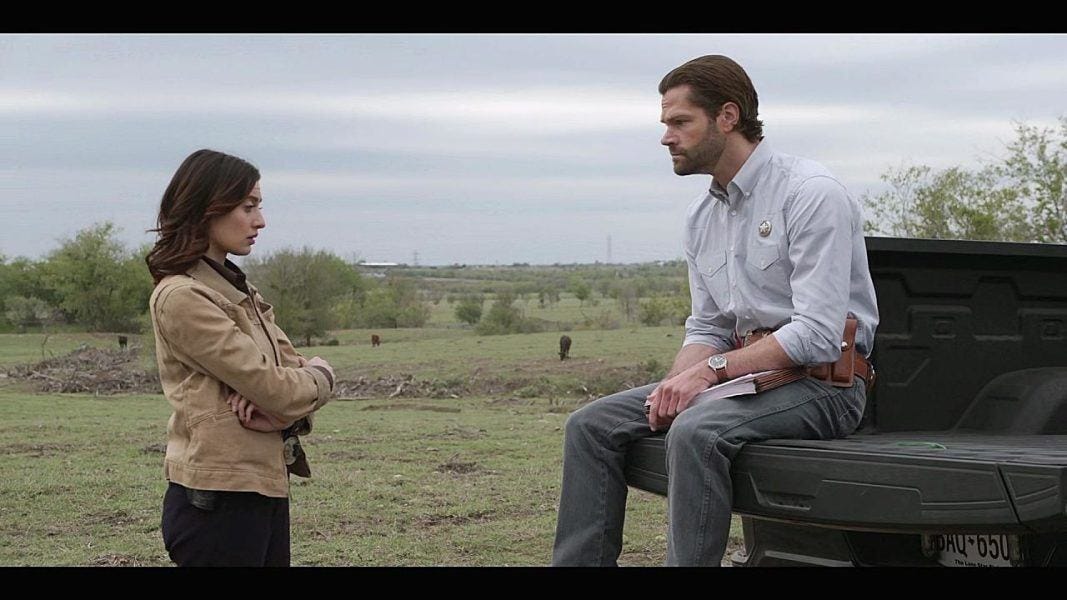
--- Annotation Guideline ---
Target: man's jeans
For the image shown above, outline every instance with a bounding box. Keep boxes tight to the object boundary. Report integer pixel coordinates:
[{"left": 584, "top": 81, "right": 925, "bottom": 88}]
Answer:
[{"left": 551, "top": 376, "right": 866, "bottom": 566}]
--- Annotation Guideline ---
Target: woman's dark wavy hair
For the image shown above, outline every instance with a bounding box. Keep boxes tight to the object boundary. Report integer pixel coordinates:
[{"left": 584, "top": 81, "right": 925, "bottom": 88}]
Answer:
[{"left": 146, "top": 149, "right": 260, "bottom": 284}]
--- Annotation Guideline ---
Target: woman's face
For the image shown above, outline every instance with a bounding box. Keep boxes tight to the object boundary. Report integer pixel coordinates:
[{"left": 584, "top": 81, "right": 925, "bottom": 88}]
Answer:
[{"left": 207, "top": 181, "right": 265, "bottom": 260}]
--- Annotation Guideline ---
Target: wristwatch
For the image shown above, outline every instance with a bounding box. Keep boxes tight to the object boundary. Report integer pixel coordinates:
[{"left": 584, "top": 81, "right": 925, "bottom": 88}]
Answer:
[{"left": 707, "top": 354, "right": 729, "bottom": 382}]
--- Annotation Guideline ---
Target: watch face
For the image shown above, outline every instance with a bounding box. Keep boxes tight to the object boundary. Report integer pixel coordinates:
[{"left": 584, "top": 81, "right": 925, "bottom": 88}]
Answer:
[{"left": 709, "top": 355, "right": 728, "bottom": 369}]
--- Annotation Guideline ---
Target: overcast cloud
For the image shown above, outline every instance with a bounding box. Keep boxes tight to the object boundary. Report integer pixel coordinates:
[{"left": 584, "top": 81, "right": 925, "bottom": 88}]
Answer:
[{"left": 3, "top": 34, "right": 1065, "bottom": 264}]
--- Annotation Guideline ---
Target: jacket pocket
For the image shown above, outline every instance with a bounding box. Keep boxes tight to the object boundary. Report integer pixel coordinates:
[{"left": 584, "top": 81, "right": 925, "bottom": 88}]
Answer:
[{"left": 187, "top": 406, "right": 236, "bottom": 429}]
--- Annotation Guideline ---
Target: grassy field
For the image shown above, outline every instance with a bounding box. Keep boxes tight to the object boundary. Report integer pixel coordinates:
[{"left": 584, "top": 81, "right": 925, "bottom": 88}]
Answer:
[
  {"left": 0, "top": 390, "right": 743, "bottom": 566},
  {"left": 0, "top": 332, "right": 150, "bottom": 368},
  {"left": 320, "top": 325, "right": 680, "bottom": 385},
  {"left": 0, "top": 323, "right": 745, "bottom": 566},
  {"left": 426, "top": 293, "right": 634, "bottom": 329}
]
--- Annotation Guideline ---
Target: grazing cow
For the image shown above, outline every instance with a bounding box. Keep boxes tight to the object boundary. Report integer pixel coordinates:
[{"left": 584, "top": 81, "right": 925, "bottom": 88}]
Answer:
[
  {"left": 118, "top": 335, "right": 128, "bottom": 350},
  {"left": 371, "top": 334, "right": 381, "bottom": 347},
  {"left": 559, "top": 335, "right": 572, "bottom": 361}
]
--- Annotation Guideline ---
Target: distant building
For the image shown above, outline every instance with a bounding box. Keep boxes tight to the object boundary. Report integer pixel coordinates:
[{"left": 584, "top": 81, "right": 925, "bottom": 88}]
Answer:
[{"left": 356, "top": 261, "right": 403, "bottom": 279}]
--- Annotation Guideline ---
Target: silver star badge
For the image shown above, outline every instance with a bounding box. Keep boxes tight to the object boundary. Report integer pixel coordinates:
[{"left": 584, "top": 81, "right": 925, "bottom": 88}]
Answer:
[{"left": 758, "top": 220, "right": 772, "bottom": 237}]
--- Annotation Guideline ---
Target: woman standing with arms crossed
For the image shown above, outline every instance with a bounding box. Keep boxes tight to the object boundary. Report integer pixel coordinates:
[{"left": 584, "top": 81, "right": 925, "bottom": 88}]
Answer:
[{"left": 146, "top": 149, "right": 335, "bottom": 566}]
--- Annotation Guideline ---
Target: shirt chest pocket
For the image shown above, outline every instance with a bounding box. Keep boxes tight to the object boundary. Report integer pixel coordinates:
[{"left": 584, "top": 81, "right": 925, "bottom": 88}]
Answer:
[
  {"left": 695, "top": 249, "right": 729, "bottom": 301},
  {"left": 745, "top": 239, "right": 792, "bottom": 297},
  {"left": 749, "top": 241, "right": 781, "bottom": 270}
]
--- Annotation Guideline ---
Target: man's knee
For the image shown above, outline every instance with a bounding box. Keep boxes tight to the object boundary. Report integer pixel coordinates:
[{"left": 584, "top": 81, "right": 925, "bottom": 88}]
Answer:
[
  {"left": 564, "top": 388, "right": 647, "bottom": 448},
  {"left": 665, "top": 409, "right": 733, "bottom": 457},
  {"left": 566, "top": 388, "right": 627, "bottom": 424},
  {"left": 665, "top": 411, "right": 706, "bottom": 449},
  {"left": 563, "top": 399, "right": 607, "bottom": 441}
]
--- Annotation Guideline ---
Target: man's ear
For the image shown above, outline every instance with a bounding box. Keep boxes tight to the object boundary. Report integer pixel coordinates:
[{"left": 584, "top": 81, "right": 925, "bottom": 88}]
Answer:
[{"left": 718, "top": 102, "right": 740, "bottom": 133}]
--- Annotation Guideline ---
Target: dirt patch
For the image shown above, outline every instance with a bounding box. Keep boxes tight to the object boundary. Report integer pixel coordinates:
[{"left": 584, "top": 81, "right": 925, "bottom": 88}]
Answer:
[
  {"left": 488, "top": 397, "right": 535, "bottom": 406},
  {"left": 434, "top": 455, "right": 480, "bottom": 475},
  {"left": 361, "top": 403, "right": 461, "bottom": 413},
  {"left": 322, "top": 450, "right": 367, "bottom": 461},
  {"left": 86, "top": 510, "right": 141, "bottom": 527},
  {"left": 303, "top": 516, "right": 386, "bottom": 539},
  {"left": 334, "top": 363, "right": 659, "bottom": 402},
  {"left": 141, "top": 443, "right": 167, "bottom": 454},
  {"left": 1, "top": 443, "right": 75, "bottom": 457},
  {"left": 5, "top": 347, "right": 160, "bottom": 395},
  {"left": 546, "top": 405, "right": 576, "bottom": 414},
  {"left": 88, "top": 553, "right": 147, "bottom": 567},
  {"left": 723, "top": 540, "right": 746, "bottom": 567},
  {"left": 422, "top": 426, "right": 486, "bottom": 441},
  {"left": 4, "top": 347, "right": 657, "bottom": 402},
  {"left": 415, "top": 509, "right": 495, "bottom": 528},
  {"left": 335, "top": 374, "right": 467, "bottom": 400}
]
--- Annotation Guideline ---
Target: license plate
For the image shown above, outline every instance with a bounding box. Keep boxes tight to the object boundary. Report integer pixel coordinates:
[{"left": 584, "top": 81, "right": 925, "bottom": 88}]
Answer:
[{"left": 923, "top": 534, "right": 1017, "bottom": 567}]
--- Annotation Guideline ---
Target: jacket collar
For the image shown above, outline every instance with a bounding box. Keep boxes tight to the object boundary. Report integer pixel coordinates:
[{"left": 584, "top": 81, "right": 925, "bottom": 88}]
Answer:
[{"left": 186, "top": 258, "right": 249, "bottom": 305}]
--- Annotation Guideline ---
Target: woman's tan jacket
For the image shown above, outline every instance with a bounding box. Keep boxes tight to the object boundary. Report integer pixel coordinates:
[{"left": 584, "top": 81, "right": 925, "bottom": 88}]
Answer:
[{"left": 149, "top": 260, "right": 333, "bottom": 498}]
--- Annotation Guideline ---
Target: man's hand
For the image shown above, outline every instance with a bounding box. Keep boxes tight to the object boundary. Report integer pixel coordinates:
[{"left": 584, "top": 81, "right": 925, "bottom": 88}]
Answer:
[
  {"left": 645, "top": 360, "right": 716, "bottom": 431},
  {"left": 226, "top": 390, "right": 292, "bottom": 432}
]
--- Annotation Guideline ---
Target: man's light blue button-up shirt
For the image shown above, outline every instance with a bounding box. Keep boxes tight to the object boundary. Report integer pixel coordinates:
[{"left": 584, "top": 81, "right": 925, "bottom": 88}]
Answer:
[{"left": 682, "top": 140, "right": 879, "bottom": 364}]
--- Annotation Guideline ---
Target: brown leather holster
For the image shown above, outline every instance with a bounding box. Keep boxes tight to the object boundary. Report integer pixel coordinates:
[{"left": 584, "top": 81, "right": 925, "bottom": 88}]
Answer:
[{"left": 742, "top": 317, "right": 873, "bottom": 389}]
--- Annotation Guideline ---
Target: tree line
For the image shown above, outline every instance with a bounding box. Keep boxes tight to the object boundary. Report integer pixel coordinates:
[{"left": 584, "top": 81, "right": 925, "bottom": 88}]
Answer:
[
  {"left": 4, "top": 117, "right": 1064, "bottom": 336},
  {"left": 0, "top": 224, "right": 430, "bottom": 342},
  {"left": 863, "top": 118, "right": 1066, "bottom": 243}
]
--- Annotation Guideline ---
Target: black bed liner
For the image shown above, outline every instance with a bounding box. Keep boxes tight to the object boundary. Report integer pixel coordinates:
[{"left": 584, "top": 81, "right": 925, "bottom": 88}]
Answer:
[{"left": 626, "top": 432, "right": 1067, "bottom": 532}]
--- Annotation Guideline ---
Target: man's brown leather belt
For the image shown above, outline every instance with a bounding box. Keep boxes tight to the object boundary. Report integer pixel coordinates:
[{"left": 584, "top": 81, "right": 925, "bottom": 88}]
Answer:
[{"left": 742, "top": 317, "right": 874, "bottom": 389}]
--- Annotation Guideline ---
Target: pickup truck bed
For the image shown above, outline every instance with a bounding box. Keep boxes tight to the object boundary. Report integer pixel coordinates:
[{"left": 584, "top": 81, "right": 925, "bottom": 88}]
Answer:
[{"left": 622, "top": 237, "right": 1067, "bottom": 566}]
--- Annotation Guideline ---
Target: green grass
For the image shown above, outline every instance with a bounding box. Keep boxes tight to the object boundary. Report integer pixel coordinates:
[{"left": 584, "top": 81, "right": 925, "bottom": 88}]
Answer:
[
  {"left": 0, "top": 392, "right": 172, "bottom": 565},
  {"left": 0, "top": 390, "right": 743, "bottom": 566},
  {"left": 0, "top": 320, "right": 745, "bottom": 566},
  {"left": 513, "top": 294, "right": 625, "bottom": 325},
  {"left": 331, "top": 327, "right": 470, "bottom": 346},
  {"left": 428, "top": 293, "right": 633, "bottom": 329},
  {"left": 305, "top": 326, "right": 682, "bottom": 383},
  {"left": 0, "top": 332, "right": 150, "bottom": 368}
]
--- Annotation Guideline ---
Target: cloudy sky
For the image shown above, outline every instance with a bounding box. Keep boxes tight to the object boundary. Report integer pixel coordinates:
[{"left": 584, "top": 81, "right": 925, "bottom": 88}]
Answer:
[{"left": 2, "top": 34, "right": 1065, "bottom": 265}]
